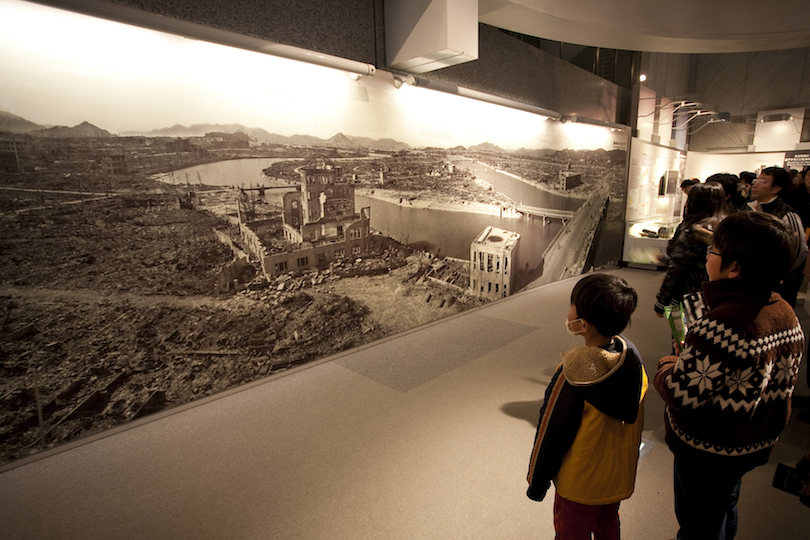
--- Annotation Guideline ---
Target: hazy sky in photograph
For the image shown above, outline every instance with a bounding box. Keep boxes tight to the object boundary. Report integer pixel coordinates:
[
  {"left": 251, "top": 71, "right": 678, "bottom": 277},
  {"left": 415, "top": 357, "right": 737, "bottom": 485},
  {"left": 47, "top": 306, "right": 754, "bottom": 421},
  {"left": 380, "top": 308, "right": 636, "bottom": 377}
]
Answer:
[{"left": 0, "top": 0, "right": 624, "bottom": 151}]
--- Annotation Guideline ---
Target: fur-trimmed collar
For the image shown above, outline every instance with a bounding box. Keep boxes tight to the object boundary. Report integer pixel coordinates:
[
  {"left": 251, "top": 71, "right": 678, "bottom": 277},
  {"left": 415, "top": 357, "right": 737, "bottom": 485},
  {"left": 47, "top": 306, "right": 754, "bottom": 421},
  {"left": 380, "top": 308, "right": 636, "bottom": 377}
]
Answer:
[{"left": 562, "top": 336, "right": 626, "bottom": 386}]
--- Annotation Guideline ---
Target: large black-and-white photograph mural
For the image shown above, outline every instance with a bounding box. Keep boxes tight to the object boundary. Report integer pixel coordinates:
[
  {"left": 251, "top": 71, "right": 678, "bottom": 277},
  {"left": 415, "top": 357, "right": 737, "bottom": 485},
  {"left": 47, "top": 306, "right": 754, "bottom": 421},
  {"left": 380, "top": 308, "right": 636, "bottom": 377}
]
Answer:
[{"left": 0, "top": 0, "right": 628, "bottom": 463}]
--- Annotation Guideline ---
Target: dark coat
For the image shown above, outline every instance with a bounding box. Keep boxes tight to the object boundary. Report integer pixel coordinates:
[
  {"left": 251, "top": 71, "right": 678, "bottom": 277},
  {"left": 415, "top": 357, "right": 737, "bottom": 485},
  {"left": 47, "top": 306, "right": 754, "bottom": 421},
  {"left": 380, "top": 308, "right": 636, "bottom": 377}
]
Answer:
[{"left": 654, "top": 217, "right": 716, "bottom": 314}]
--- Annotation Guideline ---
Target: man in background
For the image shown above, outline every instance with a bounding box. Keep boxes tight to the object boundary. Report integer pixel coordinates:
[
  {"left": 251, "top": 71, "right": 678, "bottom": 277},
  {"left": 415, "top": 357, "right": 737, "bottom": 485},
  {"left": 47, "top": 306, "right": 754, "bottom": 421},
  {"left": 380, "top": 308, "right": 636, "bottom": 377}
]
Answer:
[{"left": 749, "top": 166, "right": 807, "bottom": 306}]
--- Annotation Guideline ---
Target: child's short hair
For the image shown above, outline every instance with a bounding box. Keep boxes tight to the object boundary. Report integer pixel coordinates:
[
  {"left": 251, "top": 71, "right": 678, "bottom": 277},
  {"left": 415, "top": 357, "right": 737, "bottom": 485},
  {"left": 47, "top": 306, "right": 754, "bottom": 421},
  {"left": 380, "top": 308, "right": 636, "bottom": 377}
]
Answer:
[
  {"left": 712, "top": 212, "right": 794, "bottom": 292},
  {"left": 570, "top": 274, "right": 637, "bottom": 337}
]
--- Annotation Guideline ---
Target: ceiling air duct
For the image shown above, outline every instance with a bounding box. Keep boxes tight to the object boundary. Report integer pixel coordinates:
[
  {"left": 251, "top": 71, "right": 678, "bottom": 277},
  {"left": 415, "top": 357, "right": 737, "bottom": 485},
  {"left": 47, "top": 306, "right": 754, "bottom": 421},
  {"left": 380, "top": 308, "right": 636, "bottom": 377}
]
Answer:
[{"left": 385, "top": 0, "right": 478, "bottom": 73}]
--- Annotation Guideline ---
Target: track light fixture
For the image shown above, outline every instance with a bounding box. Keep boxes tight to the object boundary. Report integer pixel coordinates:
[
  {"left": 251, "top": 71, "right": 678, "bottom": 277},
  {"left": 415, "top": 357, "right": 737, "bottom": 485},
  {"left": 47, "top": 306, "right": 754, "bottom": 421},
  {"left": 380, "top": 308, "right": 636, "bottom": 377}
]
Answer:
[
  {"left": 760, "top": 113, "right": 793, "bottom": 123},
  {"left": 564, "top": 115, "right": 627, "bottom": 130},
  {"left": 399, "top": 75, "right": 562, "bottom": 120}
]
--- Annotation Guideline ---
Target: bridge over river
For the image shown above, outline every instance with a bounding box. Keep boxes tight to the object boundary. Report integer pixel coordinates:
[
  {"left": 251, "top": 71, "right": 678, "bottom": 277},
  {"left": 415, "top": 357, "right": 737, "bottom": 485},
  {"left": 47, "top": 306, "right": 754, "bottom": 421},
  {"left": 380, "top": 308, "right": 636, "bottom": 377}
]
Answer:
[
  {"left": 528, "top": 178, "right": 612, "bottom": 288},
  {"left": 515, "top": 203, "right": 575, "bottom": 221}
]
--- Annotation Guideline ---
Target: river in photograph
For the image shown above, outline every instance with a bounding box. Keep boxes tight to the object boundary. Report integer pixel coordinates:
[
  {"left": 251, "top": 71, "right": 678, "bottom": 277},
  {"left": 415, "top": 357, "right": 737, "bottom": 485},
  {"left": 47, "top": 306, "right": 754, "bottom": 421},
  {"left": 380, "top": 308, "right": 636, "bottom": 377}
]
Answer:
[
  {"left": 164, "top": 158, "right": 292, "bottom": 188},
  {"left": 357, "top": 194, "right": 564, "bottom": 267},
  {"left": 172, "top": 158, "right": 585, "bottom": 268},
  {"left": 453, "top": 160, "right": 583, "bottom": 212}
]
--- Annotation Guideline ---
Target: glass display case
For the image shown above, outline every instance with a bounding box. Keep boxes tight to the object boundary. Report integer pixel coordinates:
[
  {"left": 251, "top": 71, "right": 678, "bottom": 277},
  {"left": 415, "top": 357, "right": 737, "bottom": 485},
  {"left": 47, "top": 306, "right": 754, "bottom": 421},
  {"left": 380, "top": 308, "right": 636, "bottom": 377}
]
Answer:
[{"left": 622, "top": 138, "right": 686, "bottom": 268}]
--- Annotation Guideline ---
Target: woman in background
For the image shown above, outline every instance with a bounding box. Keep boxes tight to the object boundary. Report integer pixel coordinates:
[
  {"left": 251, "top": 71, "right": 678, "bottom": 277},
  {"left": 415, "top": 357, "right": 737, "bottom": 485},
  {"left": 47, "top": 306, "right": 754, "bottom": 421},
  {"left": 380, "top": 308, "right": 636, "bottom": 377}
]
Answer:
[{"left": 655, "top": 183, "right": 728, "bottom": 324}]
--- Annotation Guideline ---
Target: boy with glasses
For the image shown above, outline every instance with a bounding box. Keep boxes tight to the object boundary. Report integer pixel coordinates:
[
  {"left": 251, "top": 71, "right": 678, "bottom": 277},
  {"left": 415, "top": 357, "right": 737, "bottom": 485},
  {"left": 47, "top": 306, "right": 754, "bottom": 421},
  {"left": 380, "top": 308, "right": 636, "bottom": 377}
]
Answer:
[{"left": 656, "top": 212, "right": 805, "bottom": 540}]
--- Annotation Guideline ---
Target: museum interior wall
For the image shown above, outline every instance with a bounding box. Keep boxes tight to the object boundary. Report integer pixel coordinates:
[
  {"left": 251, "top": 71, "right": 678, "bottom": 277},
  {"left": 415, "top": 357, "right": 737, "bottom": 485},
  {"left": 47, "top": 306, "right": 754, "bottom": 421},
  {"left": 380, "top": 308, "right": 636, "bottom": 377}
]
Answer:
[
  {"left": 1, "top": 0, "right": 637, "bottom": 464},
  {"left": 60, "top": 0, "right": 810, "bottom": 144},
  {"left": 642, "top": 49, "right": 810, "bottom": 116},
  {"left": 106, "top": 0, "right": 628, "bottom": 125},
  {"left": 641, "top": 48, "right": 810, "bottom": 151},
  {"left": 4, "top": 0, "right": 807, "bottom": 466}
]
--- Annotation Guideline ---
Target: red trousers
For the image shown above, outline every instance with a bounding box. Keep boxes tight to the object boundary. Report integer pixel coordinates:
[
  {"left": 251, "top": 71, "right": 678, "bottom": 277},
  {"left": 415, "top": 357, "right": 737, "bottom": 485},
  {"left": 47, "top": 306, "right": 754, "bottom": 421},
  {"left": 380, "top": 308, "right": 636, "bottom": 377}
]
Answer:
[{"left": 553, "top": 492, "right": 621, "bottom": 540}]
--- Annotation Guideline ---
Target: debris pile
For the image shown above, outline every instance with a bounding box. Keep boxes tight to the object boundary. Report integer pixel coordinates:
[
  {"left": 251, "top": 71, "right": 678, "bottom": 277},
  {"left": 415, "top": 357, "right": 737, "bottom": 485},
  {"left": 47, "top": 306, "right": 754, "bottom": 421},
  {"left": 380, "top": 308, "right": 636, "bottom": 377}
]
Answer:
[
  {"left": 0, "top": 288, "right": 378, "bottom": 464},
  {"left": 425, "top": 258, "right": 470, "bottom": 290},
  {"left": 0, "top": 197, "right": 236, "bottom": 296},
  {"left": 0, "top": 179, "right": 479, "bottom": 465}
]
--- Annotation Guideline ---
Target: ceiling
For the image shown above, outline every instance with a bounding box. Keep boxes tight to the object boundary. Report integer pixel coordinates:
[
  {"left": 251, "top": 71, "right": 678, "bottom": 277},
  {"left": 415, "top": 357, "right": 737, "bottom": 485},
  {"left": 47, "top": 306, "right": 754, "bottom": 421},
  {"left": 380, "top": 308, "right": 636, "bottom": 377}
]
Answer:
[{"left": 479, "top": 0, "right": 810, "bottom": 53}]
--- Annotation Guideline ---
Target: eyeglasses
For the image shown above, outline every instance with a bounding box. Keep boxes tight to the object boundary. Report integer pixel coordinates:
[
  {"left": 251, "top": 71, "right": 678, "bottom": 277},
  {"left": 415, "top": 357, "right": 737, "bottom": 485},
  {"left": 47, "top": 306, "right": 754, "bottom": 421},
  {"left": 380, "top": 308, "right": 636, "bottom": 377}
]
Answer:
[{"left": 706, "top": 247, "right": 722, "bottom": 257}]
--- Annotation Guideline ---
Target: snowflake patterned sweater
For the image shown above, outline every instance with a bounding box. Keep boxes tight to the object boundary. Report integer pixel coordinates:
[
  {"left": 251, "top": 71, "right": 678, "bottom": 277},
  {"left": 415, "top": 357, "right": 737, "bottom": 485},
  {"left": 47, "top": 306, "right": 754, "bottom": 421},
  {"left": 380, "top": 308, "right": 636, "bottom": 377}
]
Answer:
[{"left": 655, "top": 278, "right": 804, "bottom": 468}]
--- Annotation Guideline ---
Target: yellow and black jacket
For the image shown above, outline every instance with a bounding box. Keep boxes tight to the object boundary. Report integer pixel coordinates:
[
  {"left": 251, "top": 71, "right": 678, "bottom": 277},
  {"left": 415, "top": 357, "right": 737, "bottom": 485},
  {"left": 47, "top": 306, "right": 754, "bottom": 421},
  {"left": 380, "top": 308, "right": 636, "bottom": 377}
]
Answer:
[{"left": 527, "top": 336, "right": 648, "bottom": 505}]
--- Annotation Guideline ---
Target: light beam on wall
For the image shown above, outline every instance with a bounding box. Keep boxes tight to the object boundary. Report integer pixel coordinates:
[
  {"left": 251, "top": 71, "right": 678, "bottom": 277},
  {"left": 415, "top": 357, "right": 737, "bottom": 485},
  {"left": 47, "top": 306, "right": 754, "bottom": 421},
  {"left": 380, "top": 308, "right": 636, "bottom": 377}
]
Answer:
[
  {"left": 27, "top": 0, "right": 377, "bottom": 77},
  {"left": 399, "top": 75, "right": 562, "bottom": 120},
  {"left": 564, "top": 115, "right": 627, "bottom": 130}
]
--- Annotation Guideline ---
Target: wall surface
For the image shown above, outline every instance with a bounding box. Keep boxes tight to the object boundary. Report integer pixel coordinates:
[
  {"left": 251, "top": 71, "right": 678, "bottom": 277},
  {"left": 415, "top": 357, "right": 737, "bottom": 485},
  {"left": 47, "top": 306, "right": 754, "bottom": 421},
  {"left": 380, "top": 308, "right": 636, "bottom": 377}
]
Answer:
[
  {"left": 641, "top": 48, "right": 810, "bottom": 151},
  {"left": 112, "top": 0, "right": 386, "bottom": 66},
  {"left": 687, "top": 122, "right": 754, "bottom": 153},
  {"left": 639, "top": 53, "right": 696, "bottom": 100},
  {"left": 427, "top": 24, "right": 628, "bottom": 123},
  {"left": 107, "top": 0, "right": 627, "bottom": 123},
  {"left": 642, "top": 48, "right": 810, "bottom": 117},
  {"left": 695, "top": 48, "right": 810, "bottom": 117}
]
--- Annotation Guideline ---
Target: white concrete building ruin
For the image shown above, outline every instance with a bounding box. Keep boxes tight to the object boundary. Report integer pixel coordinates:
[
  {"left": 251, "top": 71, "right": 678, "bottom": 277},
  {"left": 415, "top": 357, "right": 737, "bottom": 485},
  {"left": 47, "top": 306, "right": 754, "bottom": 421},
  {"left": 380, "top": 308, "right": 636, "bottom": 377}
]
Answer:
[{"left": 470, "top": 226, "right": 520, "bottom": 300}]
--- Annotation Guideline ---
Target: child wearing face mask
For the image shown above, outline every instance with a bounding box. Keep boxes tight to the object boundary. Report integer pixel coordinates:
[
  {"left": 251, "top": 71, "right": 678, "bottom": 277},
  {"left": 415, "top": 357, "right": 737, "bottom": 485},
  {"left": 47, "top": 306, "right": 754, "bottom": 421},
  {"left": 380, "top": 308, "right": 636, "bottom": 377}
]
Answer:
[{"left": 527, "top": 273, "right": 647, "bottom": 540}]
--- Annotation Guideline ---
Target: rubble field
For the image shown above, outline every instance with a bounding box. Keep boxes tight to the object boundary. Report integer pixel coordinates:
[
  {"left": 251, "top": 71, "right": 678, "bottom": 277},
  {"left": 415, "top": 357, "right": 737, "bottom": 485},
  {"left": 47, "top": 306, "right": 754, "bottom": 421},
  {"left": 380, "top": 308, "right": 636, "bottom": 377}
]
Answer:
[{"left": 0, "top": 186, "right": 481, "bottom": 465}]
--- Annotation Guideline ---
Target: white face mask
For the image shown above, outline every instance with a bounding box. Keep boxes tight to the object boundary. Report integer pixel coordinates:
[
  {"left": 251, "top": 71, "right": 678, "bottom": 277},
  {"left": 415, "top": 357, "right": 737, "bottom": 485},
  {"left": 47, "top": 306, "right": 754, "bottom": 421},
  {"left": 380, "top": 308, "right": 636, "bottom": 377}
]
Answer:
[{"left": 564, "top": 317, "right": 584, "bottom": 336}]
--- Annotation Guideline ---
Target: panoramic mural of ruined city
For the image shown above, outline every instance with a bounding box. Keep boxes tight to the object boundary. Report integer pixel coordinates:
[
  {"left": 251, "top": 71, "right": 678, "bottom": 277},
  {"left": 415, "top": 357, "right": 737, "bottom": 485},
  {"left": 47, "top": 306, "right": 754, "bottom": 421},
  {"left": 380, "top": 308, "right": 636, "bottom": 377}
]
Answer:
[{"left": 0, "top": 0, "right": 628, "bottom": 463}]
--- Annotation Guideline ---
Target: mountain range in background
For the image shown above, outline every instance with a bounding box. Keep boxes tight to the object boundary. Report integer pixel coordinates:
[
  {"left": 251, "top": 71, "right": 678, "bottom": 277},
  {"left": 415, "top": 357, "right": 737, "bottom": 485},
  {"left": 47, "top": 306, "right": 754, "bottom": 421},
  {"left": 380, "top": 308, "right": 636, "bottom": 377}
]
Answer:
[
  {"left": 0, "top": 110, "right": 624, "bottom": 161},
  {"left": 0, "top": 110, "right": 115, "bottom": 138},
  {"left": 0, "top": 110, "right": 412, "bottom": 152}
]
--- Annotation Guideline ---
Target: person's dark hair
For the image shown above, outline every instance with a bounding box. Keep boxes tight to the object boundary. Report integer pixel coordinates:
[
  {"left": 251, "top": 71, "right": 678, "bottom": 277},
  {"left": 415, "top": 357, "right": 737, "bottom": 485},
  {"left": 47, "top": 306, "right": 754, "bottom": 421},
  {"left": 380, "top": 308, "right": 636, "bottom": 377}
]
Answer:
[
  {"left": 761, "top": 166, "right": 793, "bottom": 193},
  {"left": 680, "top": 179, "right": 697, "bottom": 188},
  {"left": 570, "top": 274, "right": 637, "bottom": 336},
  {"left": 712, "top": 212, "right": 794, "bottom": 292},
  {"left": 684, "top": 183, "right": 727, "bottom": 223},
  {"left": 739, "top": 171, "right": 756, "bottom": 183},
  {"left": 705, "top": 173, "right": 739, "bottom": 199}
]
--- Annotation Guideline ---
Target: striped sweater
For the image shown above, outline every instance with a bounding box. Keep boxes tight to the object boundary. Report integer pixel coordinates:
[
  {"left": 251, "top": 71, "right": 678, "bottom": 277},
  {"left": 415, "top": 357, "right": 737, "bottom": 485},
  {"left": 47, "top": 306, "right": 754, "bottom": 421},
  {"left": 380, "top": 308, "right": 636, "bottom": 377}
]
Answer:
[
  {"left": 748, "top": 198, "right": 807, "bottom": 272},
  {"left": 655, "top": 278, "right": 804, "bottom": 467}
]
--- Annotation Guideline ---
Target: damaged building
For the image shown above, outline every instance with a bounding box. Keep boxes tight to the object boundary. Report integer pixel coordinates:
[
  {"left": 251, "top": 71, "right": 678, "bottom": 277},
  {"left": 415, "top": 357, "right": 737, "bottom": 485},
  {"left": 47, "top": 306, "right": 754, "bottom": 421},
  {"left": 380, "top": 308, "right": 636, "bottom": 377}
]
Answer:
[
  {"left": 469, "top": 226, "right": 520, "bottom": 301},
  {"left": 264, "top": 157, "right": 371, "bottom": 276},
  {"left": 0, "top": 138, "right": 27, "bottom": 174},
  {"left": 556, "top": 167, "right": 583, "bottom": 190}
]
